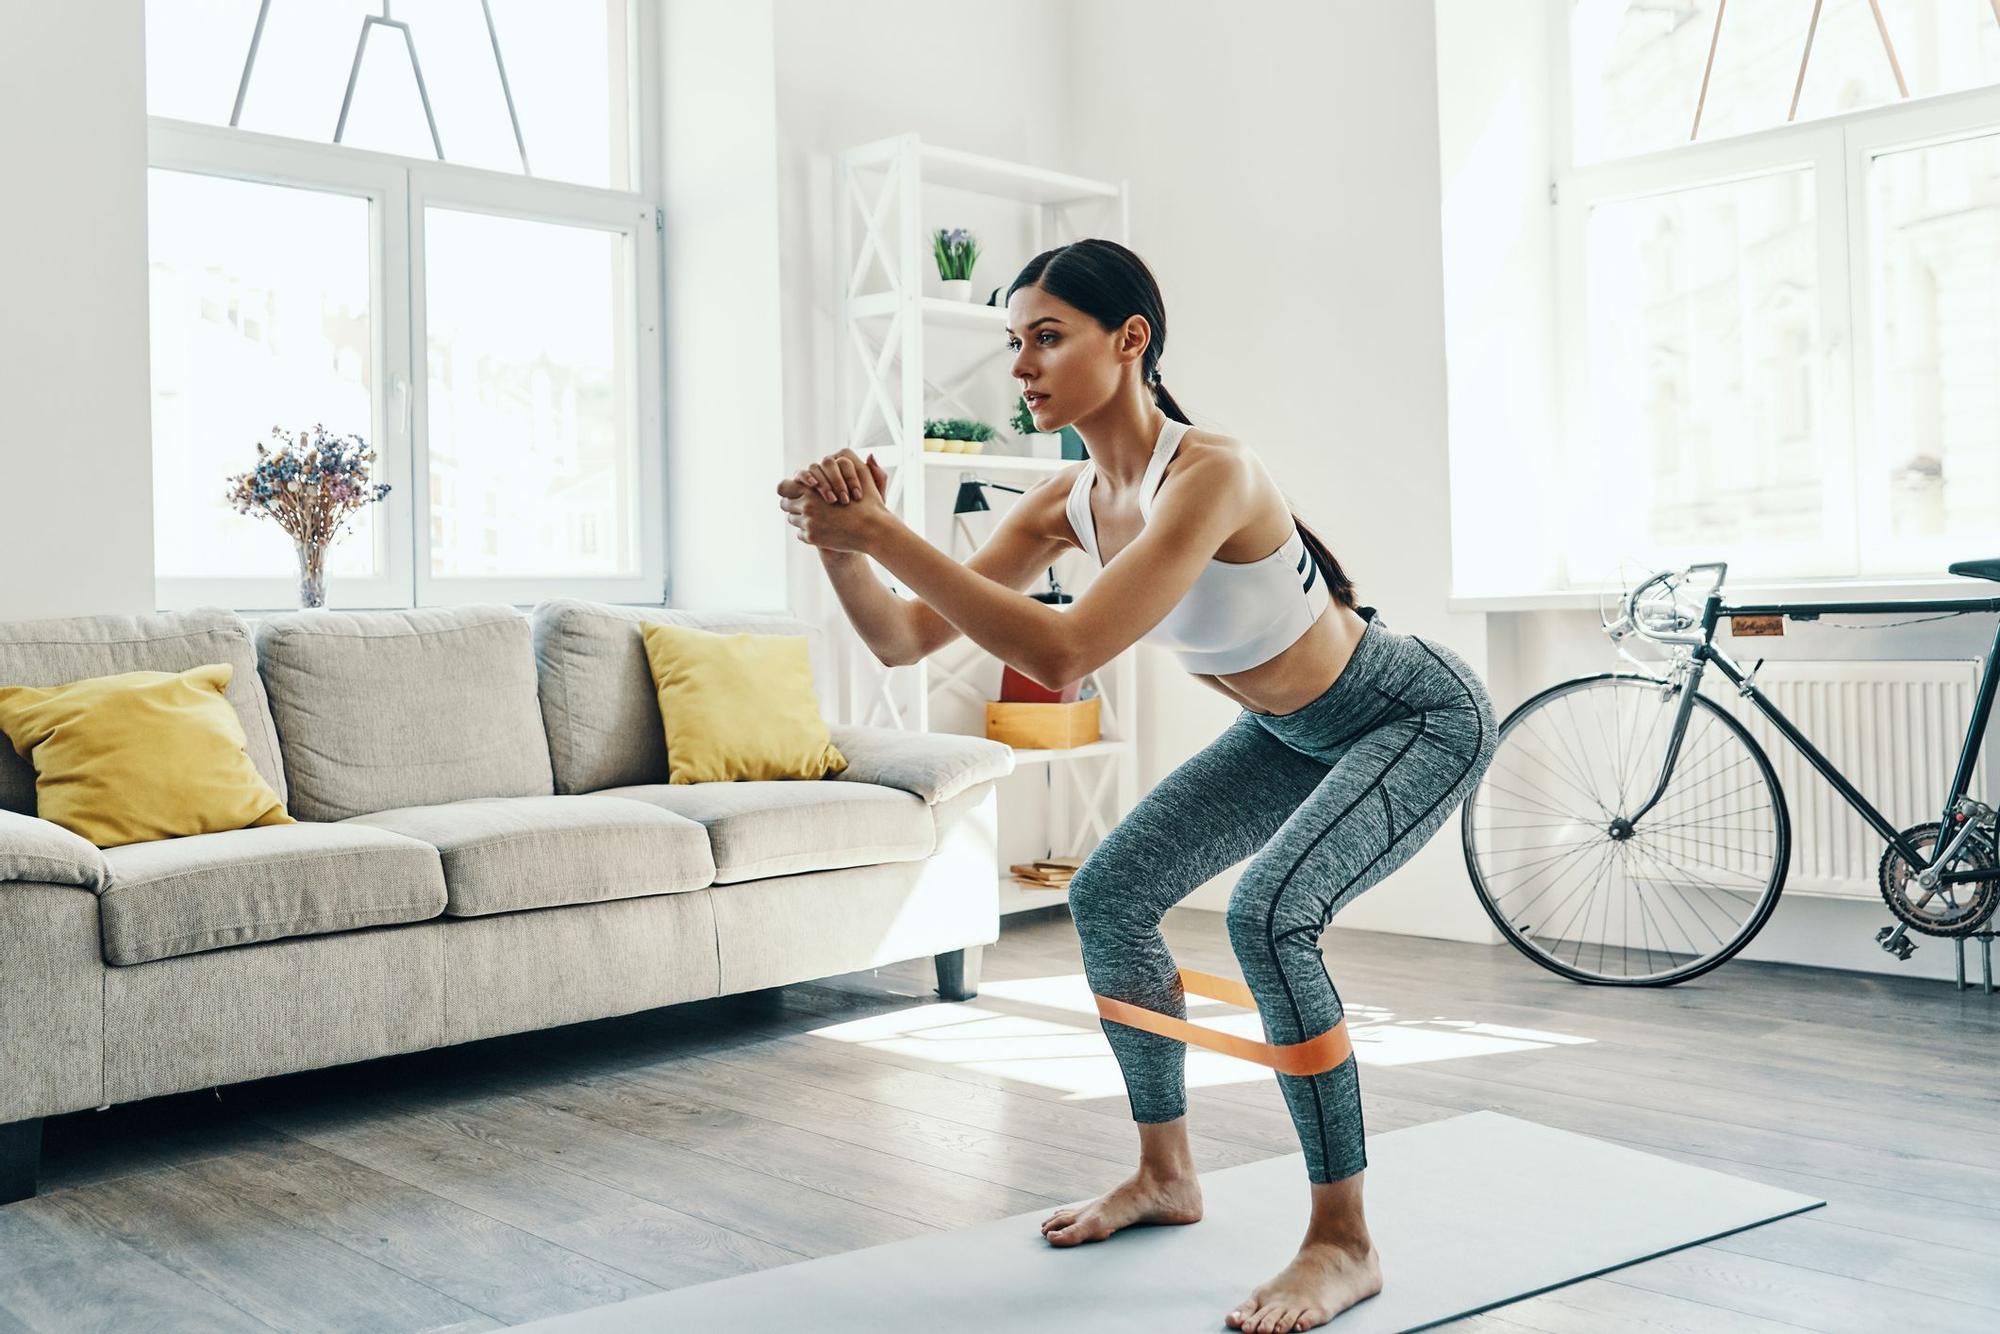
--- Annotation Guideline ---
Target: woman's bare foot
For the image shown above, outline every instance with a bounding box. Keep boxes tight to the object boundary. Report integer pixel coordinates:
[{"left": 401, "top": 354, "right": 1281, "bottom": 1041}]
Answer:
[
  {"left": 1039, "top": 1169, "right": 1204, "bottom": 1245},
  {"left": 1225, "top": 1238, "right": 1383, "bottom": 1332}
]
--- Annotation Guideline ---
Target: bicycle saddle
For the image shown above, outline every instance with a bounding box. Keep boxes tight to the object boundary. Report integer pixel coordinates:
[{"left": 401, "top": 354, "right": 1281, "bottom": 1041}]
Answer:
[{"left": 1948, "top": 558, "right": 2000, "bottom": 583}]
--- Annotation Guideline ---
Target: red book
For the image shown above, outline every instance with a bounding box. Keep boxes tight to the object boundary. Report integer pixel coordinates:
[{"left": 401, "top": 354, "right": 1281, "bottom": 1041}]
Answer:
[{"left": 1000, "top": 664, "right": 1081, "bottom": 704}]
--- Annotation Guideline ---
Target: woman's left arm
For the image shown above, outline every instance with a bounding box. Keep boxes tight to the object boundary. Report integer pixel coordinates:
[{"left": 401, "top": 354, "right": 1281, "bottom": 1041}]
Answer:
[{"left": 866, "top": 521, "right": 1072, "bottom": 686}]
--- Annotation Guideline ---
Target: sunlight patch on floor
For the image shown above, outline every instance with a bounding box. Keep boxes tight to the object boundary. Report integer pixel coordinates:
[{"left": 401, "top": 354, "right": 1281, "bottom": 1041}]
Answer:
[{"left": 807, "top": 973, "right": 1593, "bottom": 1098}]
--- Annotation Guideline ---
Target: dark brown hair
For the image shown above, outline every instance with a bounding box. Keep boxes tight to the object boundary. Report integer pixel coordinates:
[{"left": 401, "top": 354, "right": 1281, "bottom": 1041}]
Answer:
[{"left": 1007, "top": 238, "right": 1357, "bottom": 609}]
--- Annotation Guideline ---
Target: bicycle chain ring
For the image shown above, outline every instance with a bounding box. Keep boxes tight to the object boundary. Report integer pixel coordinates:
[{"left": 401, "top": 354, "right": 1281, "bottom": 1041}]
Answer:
[{"left": 1877, "top": 822, "right": 2000, "bottom": 937}]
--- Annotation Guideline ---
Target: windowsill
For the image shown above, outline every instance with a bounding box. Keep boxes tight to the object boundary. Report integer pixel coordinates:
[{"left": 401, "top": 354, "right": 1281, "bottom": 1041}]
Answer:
[{"left": 1450, "top": 576, "right": 2000, "bottom": 615}]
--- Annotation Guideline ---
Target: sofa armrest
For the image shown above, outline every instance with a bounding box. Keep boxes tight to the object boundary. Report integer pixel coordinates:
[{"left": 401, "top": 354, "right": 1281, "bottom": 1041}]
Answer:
[
  {"left": 824, "top": 725, "right": 1015, "bottom": 806},
  {"left": 0, "top": 808, "right": 106, "bottom": 892}
]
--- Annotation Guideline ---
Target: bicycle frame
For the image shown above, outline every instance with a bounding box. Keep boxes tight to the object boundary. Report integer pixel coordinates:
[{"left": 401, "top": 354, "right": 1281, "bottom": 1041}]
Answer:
[{"left": 1626, "top": 580, "right": 2000, "bottom": 885}]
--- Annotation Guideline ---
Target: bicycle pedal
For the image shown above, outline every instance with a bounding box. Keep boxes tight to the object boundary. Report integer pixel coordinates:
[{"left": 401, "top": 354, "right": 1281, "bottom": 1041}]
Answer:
[{"left": 1875, "top": 925, "right": 1918, "bottom": 960}]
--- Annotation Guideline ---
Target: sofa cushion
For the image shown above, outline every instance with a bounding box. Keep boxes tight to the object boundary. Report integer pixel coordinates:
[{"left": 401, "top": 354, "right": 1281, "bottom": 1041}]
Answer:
[
  {"left": 595, "top": 780, "right": 935, "bottom": 884},
  {"left": 255, "top": 605, "right": 554, "bottom": 822},
  {"left": 0, "top": 664, "right": 295, "bottom": 848},
  {"left": 824, "top": 724, "right": 1014, "bottom": 806},
  {"left": 98, "top": 822, "right": 447, "bottom": 966},
  {"left": 0, "top": 607, "right": 286, "bottom": 817},
  {"left": 532, "top": 600, "right": 837, "bottom": 795},
  {"left": 640, "top": 621, "right": 847, "bottom": 784},
  {"left": 344, "top": 794, "right": 716, "bottom": 917}
]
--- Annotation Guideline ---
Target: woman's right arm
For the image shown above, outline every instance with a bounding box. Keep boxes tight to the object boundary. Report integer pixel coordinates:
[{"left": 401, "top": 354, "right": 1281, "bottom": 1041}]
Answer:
[{"left": 817, "top": 466, "right": 1082, "bottom": 669}]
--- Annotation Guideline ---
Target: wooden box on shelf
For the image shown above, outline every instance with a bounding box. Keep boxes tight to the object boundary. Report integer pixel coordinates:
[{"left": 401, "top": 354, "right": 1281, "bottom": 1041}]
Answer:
[{"left": 985, "top": 696, "right": 1100, "bottom": 749}]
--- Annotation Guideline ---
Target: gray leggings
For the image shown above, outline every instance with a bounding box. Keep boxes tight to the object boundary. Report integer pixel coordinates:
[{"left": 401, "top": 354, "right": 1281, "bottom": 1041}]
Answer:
[{"left": 1067, "top": 607, "right": 1498, "bottom": 1183}]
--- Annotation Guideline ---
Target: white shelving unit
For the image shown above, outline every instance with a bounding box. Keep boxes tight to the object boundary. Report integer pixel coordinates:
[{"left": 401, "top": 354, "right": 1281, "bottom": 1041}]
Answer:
[{"left": 835, "top": 133, "right": 1138, "bottom": 917}]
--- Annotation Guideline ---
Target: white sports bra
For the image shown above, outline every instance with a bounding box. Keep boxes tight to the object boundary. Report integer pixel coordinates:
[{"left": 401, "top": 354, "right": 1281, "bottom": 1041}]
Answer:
[{"left": 1064, "top": 417, "right": 1331, "bottom": 675}]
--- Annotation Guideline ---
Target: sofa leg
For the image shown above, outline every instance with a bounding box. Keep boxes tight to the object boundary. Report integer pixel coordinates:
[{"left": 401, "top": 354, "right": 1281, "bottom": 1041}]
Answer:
[
  {"left": 934, "top": 946, "right": 983, "bottom": 1001},
  {"left": 1, "top": 1117, "right": 42, "bottom": 1206}
]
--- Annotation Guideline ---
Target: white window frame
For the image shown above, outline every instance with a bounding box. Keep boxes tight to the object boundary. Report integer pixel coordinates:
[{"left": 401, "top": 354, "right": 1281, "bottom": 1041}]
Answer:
[
  {"left": 1550, "top": 9, "right": 2000, "bottom": 600},
  {"left": 150, "top": 5, "right": 664, "bottom": 613}
]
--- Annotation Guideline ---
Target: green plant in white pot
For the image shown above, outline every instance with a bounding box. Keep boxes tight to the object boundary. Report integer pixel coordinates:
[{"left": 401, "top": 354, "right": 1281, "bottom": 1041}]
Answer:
[
  {"left": 1009, "top": 394, "right": 1063, "bottom": 459},
  {"left": 922, "top": 417, "right": 997, "bottom": 454},
  {"left": 932, "top": 227, "right": 978, "bottom": 301}
]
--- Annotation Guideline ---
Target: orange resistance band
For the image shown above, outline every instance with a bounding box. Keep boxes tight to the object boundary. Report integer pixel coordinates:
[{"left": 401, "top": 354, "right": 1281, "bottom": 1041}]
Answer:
[{"left": 1092, "top": 967, "right": 1353, "bottom": 1077}]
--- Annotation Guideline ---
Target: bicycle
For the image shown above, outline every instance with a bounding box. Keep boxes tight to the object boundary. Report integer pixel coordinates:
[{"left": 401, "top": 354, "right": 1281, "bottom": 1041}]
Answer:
[{"left": 1459, "top": 558, "right": 2000, "bottom": 985}]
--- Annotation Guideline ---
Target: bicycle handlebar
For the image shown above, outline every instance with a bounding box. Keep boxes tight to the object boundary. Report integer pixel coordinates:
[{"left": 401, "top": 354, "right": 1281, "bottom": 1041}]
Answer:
[{"left": 1606, "top": 561, "right": 1728, "bottom": 647}]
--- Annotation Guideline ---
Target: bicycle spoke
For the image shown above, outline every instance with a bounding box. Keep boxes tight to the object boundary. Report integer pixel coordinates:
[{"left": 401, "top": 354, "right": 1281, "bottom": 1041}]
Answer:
[
  {"left": 1546, "top": 844, "right": 1622, "bottom": 959},
  {"left": 1594, "top": 695, "right": 1644, "bottom": 820},
  {"left": 1624, "top": 845, "right": 1715, "bottom": 959},
  {"left": 1551, "top": 697, "right": 1618, "bottom": 818},
  {"left": 1591, "top": 852, "right": 1617, "bottom": 976},
  {"left": 1477, "top": 771, "right": 1602, "bottom": 822},
  {"left": 1480, "top": 836, "right": 1616, "bottom": 888},
  {"left": 1495, "top": 834, "right": 1618, "bottom": 923},
  {"left": 1485, "top": 836, "right": 1615, "bottom": 932},
  {"left": 1637, "top": 776, "right": 1769, "bottom": 826},
  {"left": 1627, "top": 845, "right": 1676, "bottom": 975},
  {"left": 1638, "top": 812, "right": 1774, "bottom": 835},
  {"left": 1501, "top": 737, "right": 1616, "bottom": 819},
  {"left": 1623, "top": 838, "right": 1758, "bottom": 944},
  {"left": 1621, "top": 843, "right": 1725, "bottom": 955},
  {"left": 1519, "top": 712, "right": 1615, "bottom": 818},
  {"left": 1628, "top": 834, "right": 1774, "bottom": 886}
]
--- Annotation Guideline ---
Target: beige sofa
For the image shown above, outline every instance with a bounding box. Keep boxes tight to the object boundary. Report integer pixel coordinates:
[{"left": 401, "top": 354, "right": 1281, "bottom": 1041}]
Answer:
[{"left": 0, "top": 600, "right": 1013, "bottom": 1205}]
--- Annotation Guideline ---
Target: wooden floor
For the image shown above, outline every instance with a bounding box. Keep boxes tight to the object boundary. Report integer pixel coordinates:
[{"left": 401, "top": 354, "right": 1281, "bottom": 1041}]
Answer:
[{"left": 4, "top": 905, "right": 1998, "bottom": 1332}]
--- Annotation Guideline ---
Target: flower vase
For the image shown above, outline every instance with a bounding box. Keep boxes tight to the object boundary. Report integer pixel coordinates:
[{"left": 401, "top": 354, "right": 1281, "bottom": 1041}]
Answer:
[
  {"left": 939, "top": 278, "right": 972, "bottom": 301},
  {"left": 294, "top": 539, "right": 328, "bottom": 609}
]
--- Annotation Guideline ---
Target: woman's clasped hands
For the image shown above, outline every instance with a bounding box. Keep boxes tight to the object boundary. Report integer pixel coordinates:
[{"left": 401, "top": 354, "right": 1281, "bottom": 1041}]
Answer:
[{"left": 776, "top": 448, "right": 893, "bottom": 554}]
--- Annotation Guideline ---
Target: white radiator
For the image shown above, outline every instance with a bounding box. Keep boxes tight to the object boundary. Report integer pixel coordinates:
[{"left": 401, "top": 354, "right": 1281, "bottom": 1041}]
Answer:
[{"left": 1700, "top": 661, "right": 1990, "bottom": 900}]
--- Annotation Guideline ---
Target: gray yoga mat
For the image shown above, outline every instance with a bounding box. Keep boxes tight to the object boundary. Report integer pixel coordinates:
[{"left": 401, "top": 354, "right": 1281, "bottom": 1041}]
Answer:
[{"left": 516, "top": 1110, "right": 1822, "bottom": 1333}]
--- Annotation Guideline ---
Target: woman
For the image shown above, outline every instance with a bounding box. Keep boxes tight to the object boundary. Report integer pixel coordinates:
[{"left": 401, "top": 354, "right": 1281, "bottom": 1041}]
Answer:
[{"left": 777, "top": 239, "right": 1497, "bottom": 1334}]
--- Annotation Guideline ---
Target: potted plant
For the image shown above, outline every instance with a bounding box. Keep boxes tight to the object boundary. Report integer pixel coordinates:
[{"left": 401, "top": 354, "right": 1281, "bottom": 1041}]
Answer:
[
  {"left": 1009, "top": 394, "right": 1064, "bottom": 459},
  {"left": 224, "top": 424, "right": 392, "bottom": 609},
  {"left": 932, "top": 227, "right": 978, "bottom": 301},
  {"left": 922, "top": 417, "right": 998, "bottom": 454}
]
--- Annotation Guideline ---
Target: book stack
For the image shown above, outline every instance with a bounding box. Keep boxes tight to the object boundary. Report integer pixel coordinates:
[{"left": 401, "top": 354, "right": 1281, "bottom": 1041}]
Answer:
[{"left": 1008, "top": 856, "right": 1082, "bottom": 890}]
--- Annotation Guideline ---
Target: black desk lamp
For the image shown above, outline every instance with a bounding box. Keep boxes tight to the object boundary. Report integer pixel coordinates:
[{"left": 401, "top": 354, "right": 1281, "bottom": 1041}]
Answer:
[{"left": 952, "top": 476, "right": 1071, "bottom": 605}]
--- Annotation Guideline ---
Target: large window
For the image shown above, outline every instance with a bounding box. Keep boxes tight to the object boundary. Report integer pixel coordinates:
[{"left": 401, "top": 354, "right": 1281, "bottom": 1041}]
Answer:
[
  {"left": 144, "top": 1, "right": 662, "bottom": 611},
  {"left": 1555, "top": 1, "right": 2000, "bottom": 590}
]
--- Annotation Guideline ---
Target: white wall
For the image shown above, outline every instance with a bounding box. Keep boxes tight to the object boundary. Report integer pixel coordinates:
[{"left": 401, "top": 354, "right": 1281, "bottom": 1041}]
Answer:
[
  {"left": 1435, "top": 0, "right": 1561, "bottom": 601},
  {"left": 0, "top": 0, "right": 155, "bottom": 622},
  {"left": 659, "top": 0, "right": 789, "bottom": 612}
]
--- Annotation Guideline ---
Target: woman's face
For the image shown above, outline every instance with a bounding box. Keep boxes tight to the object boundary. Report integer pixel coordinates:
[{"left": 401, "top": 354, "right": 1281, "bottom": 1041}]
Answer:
[{"left": 1006, "top": 286, "right": 1141, "bottom": 430}]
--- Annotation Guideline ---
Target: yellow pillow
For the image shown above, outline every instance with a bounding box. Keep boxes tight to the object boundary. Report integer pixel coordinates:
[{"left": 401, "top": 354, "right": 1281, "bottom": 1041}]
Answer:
[
  {"left": 640, "top": 623, "right": 847, "bottom": 783},
  {"left": 0, "top": 663, "right": 294, "bottom": 848}
]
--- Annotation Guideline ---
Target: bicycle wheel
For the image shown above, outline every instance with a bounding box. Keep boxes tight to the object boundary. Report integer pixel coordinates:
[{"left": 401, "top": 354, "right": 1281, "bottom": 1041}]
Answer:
[{"left": 1461, "top": 673, "right": 1791, "bottom": 985}]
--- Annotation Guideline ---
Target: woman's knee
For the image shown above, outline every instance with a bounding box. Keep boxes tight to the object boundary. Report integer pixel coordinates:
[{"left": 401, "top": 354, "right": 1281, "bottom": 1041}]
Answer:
[
  {"left": 1064, "top": 862, "right": 1112, "bottom": 925},
  {"left": 1065, "top": 856, "right": 1149, "bottom": 934},
  {"left": 1223, "top": 868, "right": 1315, "bottom": 957}
]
